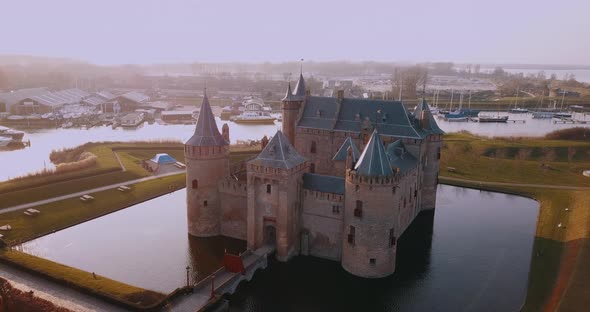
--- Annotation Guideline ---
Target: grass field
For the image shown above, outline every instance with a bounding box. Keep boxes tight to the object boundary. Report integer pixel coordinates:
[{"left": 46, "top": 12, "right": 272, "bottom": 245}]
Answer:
[
  {"left": 0, "top": 142, "right": 260, "bottom": 209},
  {"left": 440, "top": 133, "right": 590, "bottom": 312},
  {"left": 0, "top": 249, "right": 165, "bottom": 306}
]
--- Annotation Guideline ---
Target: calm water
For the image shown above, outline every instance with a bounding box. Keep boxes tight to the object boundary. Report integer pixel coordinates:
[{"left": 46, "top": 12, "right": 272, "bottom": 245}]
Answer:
[
  {"left": 17, "top": 185, "right": 538, "bottom": 312},
  {"left": 0, "top": 119, "right": 280, "bottom": 181},
  {"left": 228, "top": 185, "right": 539, "bottom": 312},
  {"left": 1, "top": 115, "right": 588, "bottom": 181}
]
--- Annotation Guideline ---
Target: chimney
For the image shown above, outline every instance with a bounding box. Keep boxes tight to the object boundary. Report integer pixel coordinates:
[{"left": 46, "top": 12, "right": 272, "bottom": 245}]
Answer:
[
  {"left": 261, "top": 135, "right": 269, "bottom": 149},
  {"left": 345, "top": 146, "right": 353, "bottom": 170},
  {"left": 420, "top": 111, "right": 429, "bottom": 129},
  {"left": 337, "top": 90, "right": 344, "bottom": 100}
]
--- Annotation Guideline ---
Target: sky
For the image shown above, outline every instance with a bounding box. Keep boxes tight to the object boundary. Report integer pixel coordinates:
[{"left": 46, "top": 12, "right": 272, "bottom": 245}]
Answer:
[{"left": 0, "top": 0, "right": 589, "bottom": 65}]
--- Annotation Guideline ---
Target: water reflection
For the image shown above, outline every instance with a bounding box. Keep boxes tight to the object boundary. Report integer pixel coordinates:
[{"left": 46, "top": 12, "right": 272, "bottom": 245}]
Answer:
[
  {"left": 186, "top": 235, "right": 246, "bottom": 285},
  {"left": 227, "top": 185, "right": 539, "bottom": 312}
]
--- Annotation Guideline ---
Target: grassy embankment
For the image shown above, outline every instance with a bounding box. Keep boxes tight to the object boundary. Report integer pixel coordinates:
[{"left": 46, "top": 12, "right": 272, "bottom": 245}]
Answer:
[
  {"left": 440, "top": 132, "right": 590, "bottom": 312},
  {"left": 0, "top": 141, "right": 260, "bottom": 308}
]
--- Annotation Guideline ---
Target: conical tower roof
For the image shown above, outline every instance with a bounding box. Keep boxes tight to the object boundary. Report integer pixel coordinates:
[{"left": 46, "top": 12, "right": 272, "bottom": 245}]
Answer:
[
  {"left": 186, "top": 91, "right": 227, "bottom": 146},
  {"left": 281, "top": 82, "right": 295, "bottom": 101},
  {"left": 249, "top": 130, "right": 306, "bottom": 169},
  {"left": 292, "top": 73, "right": 306, "bottom": 100},
  {"left": 354, "top": 130, "right": 393, "bottom": 176},
  {"left": 332, "top": 137, "right": 360, "bottom": 162},
  {"left": 413, "top": 98, "right": 444, "bottom": 135}
]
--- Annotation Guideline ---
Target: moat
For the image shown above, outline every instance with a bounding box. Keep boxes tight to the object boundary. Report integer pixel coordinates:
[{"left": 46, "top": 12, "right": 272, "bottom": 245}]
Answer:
[{"left": 16, "top": 184, "right": 538, "bottom": 311}]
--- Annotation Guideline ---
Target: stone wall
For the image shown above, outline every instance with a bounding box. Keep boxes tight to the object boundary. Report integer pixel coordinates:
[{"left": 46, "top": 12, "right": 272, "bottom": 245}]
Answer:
[
  {"left": 301, "top": 190, "right": 344, "bottom": 260},
  {"left": 219, "top": 177, "right": 248, "bottom": 240},
  {"left": 294, "top": 128, "right": 362, "bottom": 175}
]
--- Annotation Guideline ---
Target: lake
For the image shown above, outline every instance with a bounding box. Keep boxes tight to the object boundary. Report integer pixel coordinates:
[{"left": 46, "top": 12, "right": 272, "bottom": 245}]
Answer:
[
  {"left": 1, "top": 116, "right": 588, "bottom": 181},
  {"left": 16, "top": 185, "right": 539, "bottom": 312}
]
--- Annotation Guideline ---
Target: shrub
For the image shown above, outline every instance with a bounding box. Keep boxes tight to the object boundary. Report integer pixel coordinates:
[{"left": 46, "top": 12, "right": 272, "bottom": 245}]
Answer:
[{"left": 545, "top": 128, "right": 590, "bottom": 141}]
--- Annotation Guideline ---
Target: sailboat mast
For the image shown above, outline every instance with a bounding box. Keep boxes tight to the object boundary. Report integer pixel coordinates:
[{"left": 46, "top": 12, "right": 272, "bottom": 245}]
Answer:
[{"left": 449, "top": 89, "right": 454, "bottom": 111}]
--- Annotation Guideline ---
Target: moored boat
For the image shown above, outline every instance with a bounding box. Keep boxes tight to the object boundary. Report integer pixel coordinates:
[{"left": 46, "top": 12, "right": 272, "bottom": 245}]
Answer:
[
  {"left": 510, "top": 108, "right": 529, "bottom": 114},
  {"left": 0, "top": 126, "right": 25, "bottom": 142},
  {"left": 477, "top": 113, "right": 509, "bottom": 123}
]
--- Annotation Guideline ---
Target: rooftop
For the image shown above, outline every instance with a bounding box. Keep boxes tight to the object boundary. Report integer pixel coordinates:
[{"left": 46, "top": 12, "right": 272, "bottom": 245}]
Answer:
[
  {"left": 249, "top": 130, "right": 306, "bottom": 169},
  {"left": 185, "top": 92, "right": 227, "bottom": 147},
  {"left": 302, "top": 173, "right": 345, "bottom": 195},
  {"left": 332, "top": 137, "right": 360, "bottom": 162},
  {"left": 354, "top": 130, "right": 394, "bottom": 177}
]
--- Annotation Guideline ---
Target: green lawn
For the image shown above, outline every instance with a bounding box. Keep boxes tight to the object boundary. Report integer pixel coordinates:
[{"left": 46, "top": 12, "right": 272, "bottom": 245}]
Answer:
[
  {"left": 0, "top": 174, "right": 185, "bottom": 245},
  {"left": 441, "top": 133, "right": 590, "bottom": 312},
  {"left": 0, "top": 249, "right": 165, "bottom": 306}
]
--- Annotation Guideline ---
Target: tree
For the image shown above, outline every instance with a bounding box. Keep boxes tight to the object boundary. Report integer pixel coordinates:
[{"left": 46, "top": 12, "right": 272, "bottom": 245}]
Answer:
[
  {"left": 391, "top": 65, "right": 427, "bottom": 99},
  {"left": 0, "top": 67, "right": 7, "bottom": 91}
]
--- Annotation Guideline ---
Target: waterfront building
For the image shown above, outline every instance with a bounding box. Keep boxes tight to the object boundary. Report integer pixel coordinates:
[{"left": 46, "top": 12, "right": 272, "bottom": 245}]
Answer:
[{"left": 185, "top": 74, "right": 443, "bottom": 278}]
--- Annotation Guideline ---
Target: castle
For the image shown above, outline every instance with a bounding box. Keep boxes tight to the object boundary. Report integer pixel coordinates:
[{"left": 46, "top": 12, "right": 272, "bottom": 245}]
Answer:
[{"left": 184, "top": 74, "right": 443, "bottom": 278}]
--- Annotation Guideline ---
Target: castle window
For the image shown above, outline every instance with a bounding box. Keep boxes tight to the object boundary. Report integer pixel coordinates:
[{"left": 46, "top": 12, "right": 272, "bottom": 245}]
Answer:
[
  {"left": 369, "top": 258, "right": 376, "bottom": 266},
  {"left": 203, "top": 200, "right": 208, "bottom": 207},
  {"left": 310, "top": 163, "right": 315, "bottom": 173},
  {"left": 267, "top": 184, "right": 271, "bottom": 194},
  {"left": 414, "top": 189, "right": 418, "bottom": 198},
  {"left": 356, "top": 185, "right": 360, "bottom": 192},
  {"left": 404, "top": 198, "right": 406, "bottom": 208},
  {"left": 332, "top": 205, "right": 340, "bottom": 214},
  {"left": 392, "top": 186, "right": 396, "bottom": 194},
  {"left": 389, "top": 228, "right": 396, "bottom": 247},
  {"left": 348, "top": 226, "right": 355, "bottom": 245},
  {"left": 192, "top": 179, "right": 198, "bottom": 189},
  {"left": 437, "top": 147, "right": 441, "bottom": 160},
  {"left": 310, "top": 141, "right": 317, "bottom": 154},
  {"left": 354, "top": 200, "right": 363, "bottom": 218}
]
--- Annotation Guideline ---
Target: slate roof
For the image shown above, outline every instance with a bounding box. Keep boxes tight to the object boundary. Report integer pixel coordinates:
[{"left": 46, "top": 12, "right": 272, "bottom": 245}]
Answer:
[
  {"left": 185, "top": 92, "right": 227, "bottom": 147},
  {"left": 297, "top": 96, "right": 423, "bottom": 139},
  {"left": 354, "top": 130, "right": 394, "bottom": 177},
  {"left": 83, "top": 95, "right": 109, "bottom": 106},
  {"left": 281, "top": 83, "right": 295, "bottom": 101},
  {"left": 302, "top": 173, "right": 345, "bottom": 195},
  {"left": 385, "top": 140, "right": 417, "bottom": 173},
  {"left": 332, "top": 137, "right": 360, "bottom": 162},
  {"left": 249, "top": 130, "right": 306, "bottom": 169},
  {"left": 413, "top": 99, "right": 444, "bottom": 135},
  {"left": 292, "top": 73, "right": 306, "bottom": 100}
]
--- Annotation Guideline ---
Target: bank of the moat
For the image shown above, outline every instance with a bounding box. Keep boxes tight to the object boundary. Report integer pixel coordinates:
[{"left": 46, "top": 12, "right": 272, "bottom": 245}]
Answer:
[{"left": 16, "top": 185, "right": 538, "bottom": 311}]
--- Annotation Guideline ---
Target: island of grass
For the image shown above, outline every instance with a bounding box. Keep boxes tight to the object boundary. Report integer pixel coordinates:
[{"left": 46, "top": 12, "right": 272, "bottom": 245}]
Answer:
[
  {"left": 440, "top": 128, "right": 590, "bottom": 312},
  {"left": 0, "top": 140, "right": 261, "bottom": 309}
]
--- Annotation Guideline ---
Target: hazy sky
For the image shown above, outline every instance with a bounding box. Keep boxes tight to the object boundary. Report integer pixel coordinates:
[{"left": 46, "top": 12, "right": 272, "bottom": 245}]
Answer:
[{"left": 1, "top": 0, "right": 589, "bottom": 65}]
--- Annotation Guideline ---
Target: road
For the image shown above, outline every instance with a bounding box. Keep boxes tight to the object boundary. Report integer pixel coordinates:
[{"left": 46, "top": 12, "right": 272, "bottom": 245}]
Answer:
[
  {"left": 439, "top": 176, "right": 590, "bottom": 190},
  {"left": 0, "top": 170, "right": 185, "bottom": 214}
]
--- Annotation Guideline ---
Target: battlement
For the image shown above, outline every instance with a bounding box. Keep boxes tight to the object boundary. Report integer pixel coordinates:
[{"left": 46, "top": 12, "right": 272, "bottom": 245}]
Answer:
[
  {"left": 345, "top": 169, "right": 404, "bottom": 186},
  {"left": 219, "top": 176, "right": 248, "bottom": 196},
  {"left": 185, "top": 145, "right": 229, "bottom": 159}
]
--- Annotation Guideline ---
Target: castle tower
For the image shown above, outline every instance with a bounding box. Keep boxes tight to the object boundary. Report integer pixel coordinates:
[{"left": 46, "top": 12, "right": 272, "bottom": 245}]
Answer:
[
  {"left": 413, "top": 99, "right": 444, "bottom": 210},
  {"left": 342, "top": 130, "right": 399, "bottom": 278},
  {"left": 185, "top": 90, "right": 229, "bottom": 237},
  {"left": 246, "top": 130, "right": 308, "bottom": 261},
  {"left": 331, "top": 137, "right": 360, "bottom": 177},
  {"left": 281, "top": 73, "right": 306, "bottom": 144}
]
